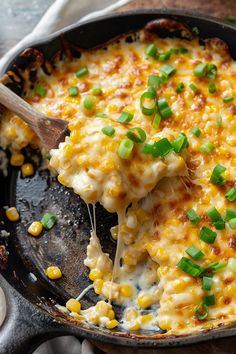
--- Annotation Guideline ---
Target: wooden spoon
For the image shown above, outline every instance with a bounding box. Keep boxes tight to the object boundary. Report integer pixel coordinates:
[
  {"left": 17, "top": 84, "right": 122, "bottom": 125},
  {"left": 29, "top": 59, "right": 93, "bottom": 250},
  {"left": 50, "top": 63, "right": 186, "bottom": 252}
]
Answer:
[{"left": 0, "top": 83, "right": 68, "bottom": 150}]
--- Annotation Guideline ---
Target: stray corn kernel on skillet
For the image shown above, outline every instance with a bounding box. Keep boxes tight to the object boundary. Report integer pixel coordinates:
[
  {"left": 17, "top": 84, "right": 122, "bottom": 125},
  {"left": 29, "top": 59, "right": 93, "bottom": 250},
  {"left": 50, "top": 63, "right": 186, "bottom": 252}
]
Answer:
[{"left": 3, "top": 10, "right": 236, "bottom": 354}]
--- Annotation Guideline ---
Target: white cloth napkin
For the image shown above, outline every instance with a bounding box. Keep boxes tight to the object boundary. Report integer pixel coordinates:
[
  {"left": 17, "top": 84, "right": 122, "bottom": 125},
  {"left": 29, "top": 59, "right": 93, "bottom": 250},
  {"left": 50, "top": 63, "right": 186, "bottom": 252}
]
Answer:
[{"left": 0, "top": 0, "right": 131, "bottom": 352}]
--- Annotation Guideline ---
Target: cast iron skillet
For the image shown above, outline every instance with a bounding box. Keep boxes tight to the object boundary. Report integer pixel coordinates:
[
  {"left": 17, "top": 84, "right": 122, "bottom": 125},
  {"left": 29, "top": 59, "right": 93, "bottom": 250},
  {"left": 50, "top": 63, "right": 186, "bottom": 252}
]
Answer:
[{"left": 2, "top": 9, "right": 236, "bottom": 354}]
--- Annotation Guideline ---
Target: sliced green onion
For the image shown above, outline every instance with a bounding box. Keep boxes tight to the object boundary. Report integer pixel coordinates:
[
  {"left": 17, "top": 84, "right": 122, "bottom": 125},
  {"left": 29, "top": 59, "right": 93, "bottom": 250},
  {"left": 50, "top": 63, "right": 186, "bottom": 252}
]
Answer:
[
  {"left": 102, "top": 126, "right": 115, "bottom": 137},
  {"left": 179, "top": 47, "right": 189, "bottom": 54},
  {"left": 68, "top": 86, "right": 78, "bottom": 97},
  {"left": 41, "top": 212, "right": 57, "bottom": 230},
  {"left": 126, "top": 127, "right": 146, "bottom": 144},
  {"left": 142, "top": 143, "right": 154, "bottom": 155},
  {"left": 229, "top": 218, "right": 236, "bottom": 229},
  {"left": 158, "top": 51, "right": 171, "bottom": 61},
  {"left": 76, "top": 66, "right": 89, "bottom": 78},
  {"left": 145, "top": 43, "right": 157, "bottom": 57},
  {"left": 195, "top": 303, "right": 208, "bottom": 320},
  {"left": 223, "top": 96, "right": 234, "bottom": 103},
  {"left": 210, "top": 164, "right": 226, "bottom": 186},
  {"left": 186, "top": 209, "right": 201, "bottom": 225},
  {"left": 34, "top": 84, "right": 47, "bottom": 97},
  {"left": 153, "top": 138, "right": 173, "bottom": 157},
  {"left": 216, "top": 115, "right": 223, "bottom": 127},
  {"left": 83, "top": 95, "right": 96, "bottom": 110},
  {"left": 228, "top": 258, "right": 236, "bottom": 271},
  {"left": 211, "top": 262, "right": 227, "bottom": 272},
  {"left": 207, "top": 207, "right": 225, "bottom": 230},
  {"left": 140, "top": 91, "right": 156, "bottom": 116},
  {"left": 225, "top": 209, "right": 236, "bottom": 221},
  {"left": 200, "top": 142, "right": 215, "bottom": 155},
  {"left": 148, "top": 75, "right": 163, "bottom": 89},
  {"left": 185, "top": 245, "right": 205, "bottom": 261},
  {"left": 177, "top": 257, "right": 203, "bottom": 277},
  {"left": 91, "top": 83, "right": 102, "bottom": 96},
  {"left": 192, "top": 127, "right": 201, "bottom": 137},
  {"left": 202, "top": 276, "right": 213, "bottom": 291},
  {"left": 117, "top": 111, "right": 134, "bottom": 124},
  {"left": 169, "top": 48, "right": 179, "bottom": 55},
  {"left": 157, "top": 98, "right": 172, "bottom": 119},
  {"left": 224, "top": 17, "right": 236, "bottom": 25},
  {"left": 208, "top": 82, "right": 216, "bottom": 94},
  {"left": 194, "top": 63, "right": 208, "bottom": 77},
  {"left": 225, "top": 188, "right": 236, "bottom": 202},
  {"left": 96, "top": 112, "right": 107, "bottom": 118},
  {"left": 200, "top": 227, "right": 217, "bottom": 244},
  {"left": 117, "top": 138, "right": 134, "bottom": 160},
  {"left": 176, "top": 82, "right": 185, "bottom": 93},
  {"left": 203, "top": 295, "right": 215, "bottom": 306},
  {"left": 206, "top": 64, "right": 217, "bottom": 80},
  {"left": 171, "top": 133, "right": 188, "bottom": 153},
  {"left": 153, "top": 113, "right": 161, "bottom": 129},
  {"left": 160, "top": 64, "right": 176, "bottom": 78},
  {"left": 189, "top": 83, "right": 198, "bottom": 92},
  {"left": 147, "top": 86, "right": 157, "bottom": 96}
]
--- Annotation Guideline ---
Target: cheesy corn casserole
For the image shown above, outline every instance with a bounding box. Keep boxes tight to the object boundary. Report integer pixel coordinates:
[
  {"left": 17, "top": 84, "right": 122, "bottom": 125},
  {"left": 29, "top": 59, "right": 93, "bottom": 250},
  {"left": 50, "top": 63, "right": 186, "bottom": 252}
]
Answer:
[{"left": 2, "top": 24, "right": 236, "bottom": 335}]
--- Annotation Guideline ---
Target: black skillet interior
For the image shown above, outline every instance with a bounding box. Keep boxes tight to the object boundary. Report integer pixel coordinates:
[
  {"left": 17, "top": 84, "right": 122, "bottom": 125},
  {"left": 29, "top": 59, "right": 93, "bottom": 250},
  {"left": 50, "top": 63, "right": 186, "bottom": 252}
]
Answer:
[{"left": 2, "top": 9, "right": 236, "bottom": 354}]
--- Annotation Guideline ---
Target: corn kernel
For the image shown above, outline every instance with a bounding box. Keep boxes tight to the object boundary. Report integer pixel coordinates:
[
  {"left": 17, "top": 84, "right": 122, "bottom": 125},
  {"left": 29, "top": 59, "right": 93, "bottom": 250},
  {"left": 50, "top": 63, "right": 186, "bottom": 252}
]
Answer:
[
  {"left": 57, "top": 174, "right": 69, "bottom": 187},
  {"left": 110, "top": 225, "right": 118, "bottom": 240},
  {"left": 66, "top": 298, "right": 81, "bottom": 313},
  {"left": 100, "top": 159, "right": 116, "bottom": 173},
  {"left": 28, "top": 221, "right": 43, "bottom": 237},
  {"left": 173, "top": 279, "right": 186, "bottom": 293},
  {"left": 129, "top": 322, "right": 140, "bottom": 330},
  {"left": 70, "top": 312, "right": 84, "bottom": 320},
  {"left": 46, "top": 266, "right": 62, "bottom": 280},
  {"left": 157, "top": 266, "right": 168, "bottom": 278},
  {"left": 21, "top": 163, "right": 34, "bottom": 176},
  {"left": 137, "top": 293, "right": 153, "bottom": 309},
  {"left": 89, "top": 269, "right": 103, "bottom": 281},
  {"left": 108, "top": 104, "right": 118, "bottom": 112},
  {"left": 4, "top": 126, "right": 16, "bottom": 139},
  {"left": 140, "top": 314, "right": 153, "bottom": 324},
  {"left": 120, "top": 284, "right": 133, "bottom": 298},
  {"left": 108, "top": 309, "right": 115, "bottom": 320},
  {"left": 106, "top": 319, "right": 118, "bottom": 329},
  {"left": 159, "top": 319, "right": 171, "bottom": 330},
  {"left": 6, "top": 207, "right": 20, "bottom": 222},
  {"left": 90, "top": 315, "right": 100, "bottom": 325},
  {"left": 70, "top": 129, "right": 81, "bottom": 143},
  {"left": 10, "top": 153, "right": 24, "bottom": 166},
  {"left": 93, "top": 279, "right": 104, "bottom": 294},
  {"left": 63, "top": 144, "right": 74, "bottom": 158},
  {"left": 95, "top": 301, "right": 109, "bottom": 316},
  {"left": 125, "top": 308, "right": 138, "bottom": 322}
]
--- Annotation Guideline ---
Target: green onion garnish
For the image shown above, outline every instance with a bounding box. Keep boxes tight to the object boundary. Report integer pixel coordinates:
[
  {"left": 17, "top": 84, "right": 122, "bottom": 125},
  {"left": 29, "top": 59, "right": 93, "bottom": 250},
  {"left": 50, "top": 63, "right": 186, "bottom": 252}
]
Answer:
[
  {"left": 83, "top": 95, "right": 96, "bottom": 110},
  {"left": 206, "top": 64, "right": 217, "bottom": 80},
  {"left": 224, "top": 17, "right": 236, "bottom": 25},
  {"left": 216, "top": 115, "right": 223, "bottom": 127},
  {"left": 126, "top": 127, "right": 146, "bottom": 144},
  {"left": 207, "top": 207, "right": 225, "bottom": 230},
  {"left": 179, "top": 47, "right": 189, "bottom": 54},
  {"left": 41, "top": 212, "right": 57, "bottom": 230},
  {"left": 158, "top": 51, "right": 171, "bottom": 61},
  {"left": 228, "top": 258, "right": 236, "bottom": 271},
  {"left": 117, "top": 138, "right": 134, "bottom": 160},
  {"left": 140, "top": 91, "right": 156, "bottom": 116},
  {"left": 117, "top": 111, "right": 134, "bottom": 124},
  {"left": 211, "top": 262, "right": 227, "bottom": 272},
  {"left": 153, "top": 138, "right": 173, "bottom": 157},
  {"left": 186, "top": 209, "right": 201, "bottom": 225},
  {"left": 195, "top": 303, "right": 208, "bottom": 320},
  {"left": 202, "top": 276, "right": 213, "bottom": 291},
  {"left": 91, "top": 83, "right": 102, "bottom": 96},
  {"left": 102, "top": 126, "right": 115, "bottom": 137},
  {"left": 157, "top": 98, "right": 172, "bottom": 119},
  {"left": 192, "top": 127, "right": 201, "bottom": 137},
  {"left": 210, "top": 164, "right": 226, "bottom": 186},
  {"left": 153, "top": 113, "right": 161, "bottom": 129},
  {"left": 96, "top": 112, "right": 107, "bottom": 118},
  {"left": 200, "top": 227, "right": 217, "bottom": 244},
  {"left": 229, "top": 218, "right": 236, "bottom": 229},
  {"left": 177, "top": 257, "right": 203, "bottom": 277},
  {"left": 189, "top": 83, "right": 198, "bottom": 92},
  {"left": 203, "top": 295, "right": 215, "bottom": 306},
  {"left": 148, "top": 75, "right": 163, "bottom": 89},
  {"left": 76, "top": 66, "right": 88, "bottom": 78},
  {"left": 200, "top": 142, "right": 215, "bottom": 155},
  {"left": 225, "top": 209, "right": 236, "bottom": 221},
  {"left": 225, "top": 188, "right": 236, "bottom": 202},
  {"left": 68, "top": 86, "right": 78, "bottom": 97},
  {"left": 145, "top": 43, "right": 158, "bottom": 58},
  {"left": 160, "top": 64, "right": 176, "bottom": 78},
  {"left": 171, "top": 133, "right": 189, "bottom": 153},
  {"left": 223, "top": 96, "right": 234, "bottom": 103},
  {"left": 142, "top": 143, "right": 154, "bottom": 155},
  {"left": 34, "top": 84, "right": 47, "bottom": 97},
  {"left": 194, "top": 63, "right": 208, "bottom": 77},
  {"left": 176, "top": 82, "right": 184, "bottom": 93},
  {"left": 185, "top": 245, "right": 205, "bottom": 261},
  {"left": 208, "top": 82, "right": 216, "bottom": 94}
]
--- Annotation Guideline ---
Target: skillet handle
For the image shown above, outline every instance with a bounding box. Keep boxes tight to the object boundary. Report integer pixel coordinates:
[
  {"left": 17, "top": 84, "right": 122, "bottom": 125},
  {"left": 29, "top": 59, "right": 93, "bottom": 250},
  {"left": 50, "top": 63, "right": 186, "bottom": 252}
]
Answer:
[{"left": 0, "top": 275, "right": 75, "bottom": 354}]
